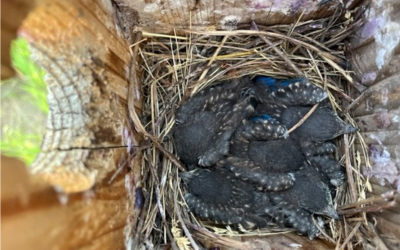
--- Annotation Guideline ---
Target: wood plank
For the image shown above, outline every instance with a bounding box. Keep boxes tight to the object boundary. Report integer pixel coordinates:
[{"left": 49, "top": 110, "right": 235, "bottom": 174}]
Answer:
[
  {"left": 373, "top": 216, "right": 400, "bottom": 249},
  {"left": 352, "top": 74, "right": 400, "bottom": 117},
  {"left": 1, "top": 155, "right": 128, "bottom": 250},
  {"left": 18, "top": 0, "right": 139, "bottom": 193},
  {"left": 114, "top": 0, "right": 362, "bottom": 33}
]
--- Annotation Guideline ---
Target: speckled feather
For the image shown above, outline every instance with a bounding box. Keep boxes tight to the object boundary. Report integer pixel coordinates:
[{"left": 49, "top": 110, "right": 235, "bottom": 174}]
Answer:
[
  {"left": 220, "top": 156, "right": 296, "bottom": 191},
  {"left": 268, "top": 165, "right": 339, "bottom": 239},
  {"left": 236, "top": 115, "right": 289, "bottom": 141},
  {"left": 175, "top": 76, "right": 345, "bottom": 238},
  {"left": 252, "top": 77, "right": 328, "bottom": 106},
  {"left": 300, "top": 141, "right": 336, "bottom": 157},
  {"left": 180, "top": 168, "right": 274, "bottom": 229},
  {"left": 174, "top": 78, "right": 254, "bottom": 166},
  {"left": 221, "top": 118, "right": 296, "bottom": 191},
  {"left": 228, "top": 123, "right": 342, "bottom": 190},
  {"left": 280, "top": 105, "right": 358, "bottom": 141},
  {"left": 309, "top": 155, "right": 345, "bottom": 186}
]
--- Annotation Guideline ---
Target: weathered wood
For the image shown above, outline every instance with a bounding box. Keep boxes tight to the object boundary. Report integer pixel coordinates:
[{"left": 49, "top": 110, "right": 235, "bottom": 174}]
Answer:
[
  {"left": 1, "top": 155, "right": 128, "bottom": 250},
  {"left": 3, "top": 0, "right": 399, "bottom": 249},
  {"left": 352, "top": 74, "right": 400, "bottom": 118},
  {"left": 349, "top": 1, "right": 400, "bottom": 248},
  {"left": 115, "top": 0, "right": 361, "bottom": 33},
  {"left": 19, "top": 0, "right": 138, "bottom": 193},
  {"left": 350, "top": 0, "right": 400, "bottom": 88},
  {"left": 12, "top": 1, "right": 145, "bottom": 249},
  {"left": 354, "top": 108, "right": 400, "bottom": 133},
  {"left": 373, "top": 216, "right": 400, "bottom": 249}
]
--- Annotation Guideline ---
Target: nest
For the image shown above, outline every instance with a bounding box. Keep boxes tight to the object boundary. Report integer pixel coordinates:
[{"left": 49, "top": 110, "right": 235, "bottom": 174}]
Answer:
[{"left": 126, "top": 5, "right": 395, "bottom": 250}]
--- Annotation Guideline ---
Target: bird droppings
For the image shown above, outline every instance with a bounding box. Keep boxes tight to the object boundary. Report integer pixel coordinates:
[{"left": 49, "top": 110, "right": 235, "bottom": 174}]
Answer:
[
  {"left": 360, "top": 0, "right": 400, "bottom": 69},
  {"left": 364, "top": 144, "right": 400, "bottom": 192},
  {"left": 362, "top": 72, "right": 377, "bottom": 85},
  {"left": 373, "top": 110, "right": 392, "bottom": 129}
]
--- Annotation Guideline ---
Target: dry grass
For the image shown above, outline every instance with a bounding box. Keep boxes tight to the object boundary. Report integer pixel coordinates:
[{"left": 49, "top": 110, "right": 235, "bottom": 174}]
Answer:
[{"left": 126, "top": 5, "right": 395, "bottom": 250}]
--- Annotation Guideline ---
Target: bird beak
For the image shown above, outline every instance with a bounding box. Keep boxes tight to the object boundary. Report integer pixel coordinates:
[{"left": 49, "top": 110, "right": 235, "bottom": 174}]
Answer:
[
  {"left": 320, "top": 205, "right": 340, "bottom": 220},
  {"left": 343, "top": 123, "right": 359, "bottom": 134}
]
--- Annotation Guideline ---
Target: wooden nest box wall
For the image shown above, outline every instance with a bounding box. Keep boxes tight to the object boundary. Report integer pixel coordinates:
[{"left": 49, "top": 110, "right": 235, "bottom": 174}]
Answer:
[{"left": 2, "top": 0, "right": 400, "bottom": 249}]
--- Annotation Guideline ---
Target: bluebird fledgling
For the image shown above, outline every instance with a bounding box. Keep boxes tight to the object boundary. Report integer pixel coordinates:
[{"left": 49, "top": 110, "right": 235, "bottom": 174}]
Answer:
[
  {"left": 246, "top": 138, "right": 304, "bottom": 172},
  {"left": 267, "top": 200, "right": 320, "bottom": 239},
  {"left": 237, "top": 115, "right": 289, "bottom": 141},
  {"left": 280, "top": 105, "right": 358, "bottom": 142},
  {"left": 219, "top": 116, "right": 294, "bottom": 191},
  {"left": 180, "top": 168, "right": 274, "bottom": 229},
  {"left": 309, "top": 155, "right": 345, "bottom": 187},
  {"left": 174, "top": 77, "right": 254, "bottom": 166},
  {"left": 268, "top": 164, "right": 339, "bottom": 239},
  {"left": 229, "top": 116, "right": 345, "bottom": 189},
  {"left": 300, "top": 141, "right": 336, "bottom": 157},
  {"left": 251, "top": 76, "right": 328, "bottom": 106},
  {"left": 220, "top": 156, "right": 296, "bottom": 191},
  {"left": 299, "top": 141, "right": 344, "bottom": 186},
  {"left": 226, "top": 136, "right": 304, "bottom": 180}
]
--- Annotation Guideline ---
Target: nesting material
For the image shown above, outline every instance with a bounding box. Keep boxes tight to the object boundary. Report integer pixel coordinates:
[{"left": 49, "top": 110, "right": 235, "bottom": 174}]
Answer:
[{"left": 128, "top": 7, "right": 395, "bottom": 250}]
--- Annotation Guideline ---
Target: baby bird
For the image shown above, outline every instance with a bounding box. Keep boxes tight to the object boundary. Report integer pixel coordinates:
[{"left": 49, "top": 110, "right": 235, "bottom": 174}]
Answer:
[
  {"left": 174, "top": 77, "right": 254, "bottom": 167},
  {"left": 268, "top": 164, "right": 340, "bottom": 239},
  {"left": 251, "top": 76, "right": 328, "bottom": 106},
  {"left": 225, "top": 114, "right": 344, "bottom": 190},
  {"left": 180, "top": 167, "right": 274, "bottom": 229},
  {"left": 251, "top": 76, "right": 357, "bottom": 141},
  {"left": 219, "top": 115, "right": 295, "bottom": 191},
  {"left": 279, "top": 105, "right": 358, "bottom": 142},
  {"left": 225, "top": 136, "right": 345, "bottom": 190},
  {"left": 300, "top": 141, "right": 345, "bottom": 187},
  {"left": 309, "top": 155, "right": 345, "bottom": 187},
  {"left": 180, "top": 165, "right": 339, "bottom": 238}
]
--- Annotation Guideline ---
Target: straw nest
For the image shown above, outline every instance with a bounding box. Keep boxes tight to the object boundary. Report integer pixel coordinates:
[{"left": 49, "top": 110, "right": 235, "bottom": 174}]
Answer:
[{"left": 126, "top": 5, "right": 396, "bottom": 250}]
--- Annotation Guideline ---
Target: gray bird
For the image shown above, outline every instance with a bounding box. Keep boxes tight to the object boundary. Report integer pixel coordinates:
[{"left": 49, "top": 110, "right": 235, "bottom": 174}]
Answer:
[
  {"left": 220, "top": 156, "right": 296, "bottom": 191},
  {"left": 180, "top": 167, "right": 274, "bottom": 229},
  {"left": 223, "top": 136, "right": 301, "bottom": 191},
  {"left": 309, "top": 155, "right": 345, "bottom": 187},
  {"left": 301, "top": 141, "right": 345, "bottom": 186},
  {"left": 236, "top": 115, "right": 289, "bottom": 142},
  {"left": 268, "top": 164, "right": 340, "bottom": 239},
  {"left": 301, "top": 141, "right": 336, "bottom": 157},
  {"left": 174, "top": 77, "right": 254, "bottom": 167},
  {"left": 225, "top": 116, "right": 344, "bottom": 190},
  {"left": 279, "top": 105, "right": 358, "bottom": 142},
  {"left": 180, "top": 165, "right": 339, "bottom": 238},
  {"left": 251, "top": 76, "right": 328, "bottom": 107},
  {"left": 218, "top": 116, "right": 294, "bottom": 191},
  {"left": 249, "top": 77, "right": 357, "bottom": 142}
]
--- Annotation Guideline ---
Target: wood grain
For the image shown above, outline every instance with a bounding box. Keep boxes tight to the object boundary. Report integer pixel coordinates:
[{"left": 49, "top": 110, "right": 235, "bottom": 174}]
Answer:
[
  {"left": 349, "top": 1, "right": 400, "bottom": 248},
  {"left": 19, "top": 0, "right": 135, "bottom": 193},
  {"left": 1, "top": 155, "right": 128, "bottom": 250},
  {"left": 115, "top": 0, "right": 362, "bottom": 33}
]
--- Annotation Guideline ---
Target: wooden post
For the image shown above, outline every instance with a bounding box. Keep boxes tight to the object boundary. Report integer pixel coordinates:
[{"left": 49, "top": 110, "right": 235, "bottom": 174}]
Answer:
[
  {"left": 19, "top": 0, "right": 137, "bottom": 193},
  {"left": 2, "top": 0, "right": 142, "bottom": 249}
]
